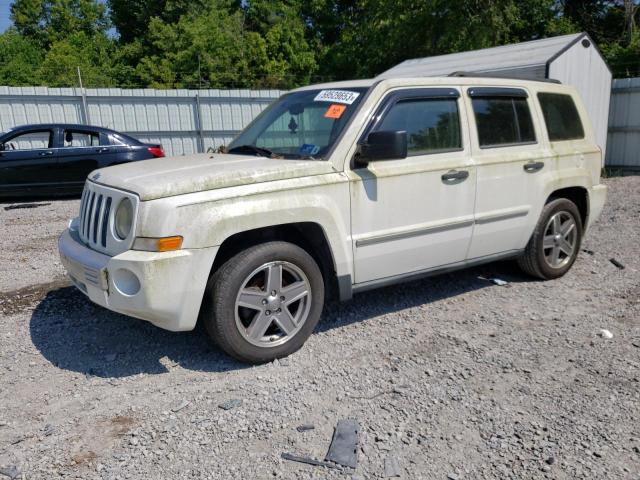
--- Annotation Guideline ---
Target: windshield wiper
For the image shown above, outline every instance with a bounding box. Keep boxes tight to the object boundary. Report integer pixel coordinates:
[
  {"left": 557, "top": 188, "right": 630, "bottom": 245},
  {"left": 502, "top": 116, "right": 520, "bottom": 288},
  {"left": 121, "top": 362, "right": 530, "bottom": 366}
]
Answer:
[{"left": 227, "top": 144, "right": 280, "bottom": 158}]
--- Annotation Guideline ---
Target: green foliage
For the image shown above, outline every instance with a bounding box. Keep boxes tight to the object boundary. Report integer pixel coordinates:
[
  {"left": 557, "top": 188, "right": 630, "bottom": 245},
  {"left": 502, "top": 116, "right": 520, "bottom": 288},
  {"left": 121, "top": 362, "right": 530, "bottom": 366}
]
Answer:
[
  {"left": 0, "top": 29, "right": 43, "bottom": 85},
  {"left": 2, "top": 0, "right": 639, "bottom": 88}
]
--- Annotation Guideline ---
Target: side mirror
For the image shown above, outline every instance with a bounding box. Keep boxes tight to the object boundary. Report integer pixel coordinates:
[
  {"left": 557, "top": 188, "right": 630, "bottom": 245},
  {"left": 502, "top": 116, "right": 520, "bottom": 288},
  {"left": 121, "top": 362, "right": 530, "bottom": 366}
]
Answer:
[
  {"left": 0, "top": 143, "right": 5, "bottom": 152},
  {"left": 357, "top": 130, "right": 407, "bottom": 165}
]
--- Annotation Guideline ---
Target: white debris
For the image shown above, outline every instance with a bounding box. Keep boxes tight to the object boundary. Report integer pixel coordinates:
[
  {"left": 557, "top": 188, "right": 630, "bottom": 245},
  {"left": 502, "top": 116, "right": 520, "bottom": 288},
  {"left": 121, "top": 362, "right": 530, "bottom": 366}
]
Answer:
[{"left": 598, "top": 329, "right": 613, "bottom": 339}]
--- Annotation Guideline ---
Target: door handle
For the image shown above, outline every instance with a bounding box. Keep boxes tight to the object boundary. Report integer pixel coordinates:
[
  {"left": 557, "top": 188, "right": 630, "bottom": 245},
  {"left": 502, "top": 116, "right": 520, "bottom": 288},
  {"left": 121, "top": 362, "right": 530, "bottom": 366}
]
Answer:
[
  {"left": 96, "top": 147, "right": 109, "bottom": 153},
  {"left": 441, "top": 170, "right": 469, "bottom": 182},
  {"left": 39, "top": 151, "right": 54, "bottom": 156},
  {"left": 523, "top": 161, "right": 544, "bottom": 173}
]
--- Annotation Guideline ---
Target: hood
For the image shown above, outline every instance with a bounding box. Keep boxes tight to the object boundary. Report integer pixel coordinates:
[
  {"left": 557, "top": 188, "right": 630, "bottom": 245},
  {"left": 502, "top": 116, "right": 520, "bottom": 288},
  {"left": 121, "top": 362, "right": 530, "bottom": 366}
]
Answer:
[{"left": 90, "top": 153, "right": 337, "bottom": 201}]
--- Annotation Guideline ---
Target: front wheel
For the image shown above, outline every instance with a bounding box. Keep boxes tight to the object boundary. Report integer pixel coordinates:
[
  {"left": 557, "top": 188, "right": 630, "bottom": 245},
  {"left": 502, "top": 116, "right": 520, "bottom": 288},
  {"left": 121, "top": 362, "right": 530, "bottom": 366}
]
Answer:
[
  {"left": 201, "top": 241, "right": 324, "bottom": 363},
  {"left": 517, "top": 198, "right": 583, "bottom": 279}
]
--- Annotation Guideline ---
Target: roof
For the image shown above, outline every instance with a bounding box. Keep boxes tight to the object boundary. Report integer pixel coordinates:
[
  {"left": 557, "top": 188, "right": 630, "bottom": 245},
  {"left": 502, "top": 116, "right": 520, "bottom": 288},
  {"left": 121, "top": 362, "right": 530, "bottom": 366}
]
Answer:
[
  {"left": 291, "top": 76, "right": 576, "bottom": 96},
  {"left": 290, "top": 79, "right": 377, "bottom": 92},
  {"left": 377, "top": 33, "right": 587, "bottom": 79},
  {"left": 8, "top": 123, "right": 119, "bottom": 133}
]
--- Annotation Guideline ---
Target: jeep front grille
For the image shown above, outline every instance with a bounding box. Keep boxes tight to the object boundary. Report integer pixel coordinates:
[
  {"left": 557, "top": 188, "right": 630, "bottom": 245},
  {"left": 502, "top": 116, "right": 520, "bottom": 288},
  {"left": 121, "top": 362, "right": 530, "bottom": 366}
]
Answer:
[
  {"left": 77, "top": 181, "right": 138, "bottom": 256},
  {"left": 79, "top": 188, "right": 112, "bottom": 248}
]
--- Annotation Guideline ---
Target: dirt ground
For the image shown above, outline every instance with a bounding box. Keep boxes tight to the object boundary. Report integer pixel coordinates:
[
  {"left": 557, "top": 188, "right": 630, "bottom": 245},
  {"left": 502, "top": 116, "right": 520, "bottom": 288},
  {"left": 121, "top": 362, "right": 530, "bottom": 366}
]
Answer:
[{"left": 0, "top": 176, "right": 639, "bottom": 479}]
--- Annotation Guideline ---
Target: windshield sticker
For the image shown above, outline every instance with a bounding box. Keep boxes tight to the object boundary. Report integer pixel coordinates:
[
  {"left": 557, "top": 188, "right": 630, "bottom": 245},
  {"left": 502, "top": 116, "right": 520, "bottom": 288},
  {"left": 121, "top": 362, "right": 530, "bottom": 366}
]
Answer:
[
  {"left": 314, "top": 90, "right": 360, "bottom": 104},
  {"left": 324, "top": 104, "right": 347, "bottom": 119},
  {"left": 299, "top": 144, "right": 320, "bottom": 156}
]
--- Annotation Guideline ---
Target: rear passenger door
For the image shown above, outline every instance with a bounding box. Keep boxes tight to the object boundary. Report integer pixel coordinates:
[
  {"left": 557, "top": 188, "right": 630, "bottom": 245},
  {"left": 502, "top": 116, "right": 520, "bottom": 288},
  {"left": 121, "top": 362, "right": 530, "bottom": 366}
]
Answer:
[
  {"left": 56, "top": 128, "right": 105, "bottom": 186},
  {"left": 466, "top": 87, "right": 551, "bottom": 259},
  {"left": 348, "top": 88, "right": 476, "bottom": 284}
]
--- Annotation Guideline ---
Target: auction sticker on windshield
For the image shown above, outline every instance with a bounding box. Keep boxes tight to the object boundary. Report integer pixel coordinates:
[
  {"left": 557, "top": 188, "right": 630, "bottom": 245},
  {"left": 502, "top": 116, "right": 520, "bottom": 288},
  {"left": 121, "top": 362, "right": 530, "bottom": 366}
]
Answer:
[{"left": 314, "top": 90, "right": 360, "bottom": 104}]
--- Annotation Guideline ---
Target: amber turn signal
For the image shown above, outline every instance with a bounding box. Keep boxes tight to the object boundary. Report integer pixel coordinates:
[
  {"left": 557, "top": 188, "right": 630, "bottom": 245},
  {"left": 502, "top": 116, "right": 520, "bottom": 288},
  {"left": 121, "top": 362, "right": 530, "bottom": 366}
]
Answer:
[
  {"left": 133, "top": 236, "right": 183, "bottom": 252},
  {"left": 156, "top": 236, "right": 183, "bottom": 251}
]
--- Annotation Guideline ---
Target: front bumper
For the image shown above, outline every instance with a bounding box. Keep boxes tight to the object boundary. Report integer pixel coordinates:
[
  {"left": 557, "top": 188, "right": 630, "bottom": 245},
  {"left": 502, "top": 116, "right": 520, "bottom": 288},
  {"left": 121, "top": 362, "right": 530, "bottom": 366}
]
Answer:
[{"left": 58, "top": 227, "right": 218, "bottom": 331}]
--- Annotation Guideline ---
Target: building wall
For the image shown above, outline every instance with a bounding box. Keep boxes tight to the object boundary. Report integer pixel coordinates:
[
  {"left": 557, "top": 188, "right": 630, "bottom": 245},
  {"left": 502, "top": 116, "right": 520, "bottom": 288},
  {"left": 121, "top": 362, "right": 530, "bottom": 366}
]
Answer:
[
  {"left": 0, "top": 87, "right": 283, "bottom": 156},
  {"left": 606, "top": 77, "right": 640, "bottom": 168},
  {"left": 549, "top": 39, "right": 612, "bottom": 161}
]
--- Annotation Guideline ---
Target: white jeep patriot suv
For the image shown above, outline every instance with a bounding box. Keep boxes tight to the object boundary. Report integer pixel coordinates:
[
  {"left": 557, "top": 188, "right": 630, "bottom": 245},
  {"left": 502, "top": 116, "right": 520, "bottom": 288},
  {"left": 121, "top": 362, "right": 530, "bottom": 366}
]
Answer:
[{"left": 59, "top": 76, "right": 607, "bottom": 363}]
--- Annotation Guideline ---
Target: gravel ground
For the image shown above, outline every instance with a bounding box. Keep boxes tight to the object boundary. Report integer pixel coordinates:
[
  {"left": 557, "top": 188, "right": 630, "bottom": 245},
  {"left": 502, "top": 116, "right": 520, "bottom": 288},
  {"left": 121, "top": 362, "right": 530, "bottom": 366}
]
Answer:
[{"left": 0, "top": 177, "right": 639, "bottom": 480}]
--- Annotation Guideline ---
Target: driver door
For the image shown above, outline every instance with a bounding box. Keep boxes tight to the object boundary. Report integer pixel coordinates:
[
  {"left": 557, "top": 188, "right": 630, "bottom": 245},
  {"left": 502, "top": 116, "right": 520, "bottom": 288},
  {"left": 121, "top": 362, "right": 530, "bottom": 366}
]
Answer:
[
  {"left": 0, "top": 128, "right": 58, "bottom": 193},
  {"left": 347, "top": 88, "right": 476, "bottom": 284}
]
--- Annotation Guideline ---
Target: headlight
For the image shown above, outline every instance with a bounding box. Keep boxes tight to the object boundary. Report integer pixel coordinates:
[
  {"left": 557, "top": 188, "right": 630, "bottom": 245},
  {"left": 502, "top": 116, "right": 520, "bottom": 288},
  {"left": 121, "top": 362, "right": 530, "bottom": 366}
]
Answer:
[{"left": 114, "top": 198, "right": 133, "bottom": 239}]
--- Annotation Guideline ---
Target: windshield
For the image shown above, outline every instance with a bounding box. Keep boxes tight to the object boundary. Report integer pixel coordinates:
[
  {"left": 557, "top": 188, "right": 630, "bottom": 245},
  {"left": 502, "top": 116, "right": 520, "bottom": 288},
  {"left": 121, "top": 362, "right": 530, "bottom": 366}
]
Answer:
[{"left": 229, "top": 87, "right": 368, "bottom": 160}]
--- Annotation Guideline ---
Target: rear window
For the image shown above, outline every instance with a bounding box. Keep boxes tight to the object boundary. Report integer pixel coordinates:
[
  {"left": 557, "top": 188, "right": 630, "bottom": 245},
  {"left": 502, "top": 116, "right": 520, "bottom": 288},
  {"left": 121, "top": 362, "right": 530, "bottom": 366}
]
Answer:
[
  {"left": 538, "top": 93, "right": 584, "bottom": 141},
  {"left": 471, "top": 96, "right": 536, "bottom": 147}
]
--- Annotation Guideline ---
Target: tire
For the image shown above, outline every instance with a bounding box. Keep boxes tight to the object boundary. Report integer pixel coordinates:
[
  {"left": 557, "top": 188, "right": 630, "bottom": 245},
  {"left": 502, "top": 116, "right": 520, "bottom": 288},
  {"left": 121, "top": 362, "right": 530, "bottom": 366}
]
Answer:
[
  {"left": 517, "top": 198, "right": 583, "bottom": 280},
  {"left": 201, "top": 241, "right": 324, "bottom": 364}
]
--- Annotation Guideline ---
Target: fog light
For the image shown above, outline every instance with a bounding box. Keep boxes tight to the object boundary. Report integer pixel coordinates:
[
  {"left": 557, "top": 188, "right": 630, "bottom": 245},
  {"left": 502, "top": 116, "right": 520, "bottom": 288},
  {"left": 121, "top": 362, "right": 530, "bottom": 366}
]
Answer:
[{"left": 112, "top": 268, "right": 141, "bottom": 296}]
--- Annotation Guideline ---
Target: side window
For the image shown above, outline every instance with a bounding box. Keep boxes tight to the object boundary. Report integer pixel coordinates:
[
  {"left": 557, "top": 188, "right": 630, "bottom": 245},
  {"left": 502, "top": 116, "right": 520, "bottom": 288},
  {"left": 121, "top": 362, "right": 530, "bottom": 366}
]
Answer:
[
  {"left": 110, "top": 134, "right": 127, "bottom": 146},
  {"left": 376, "top": 97, "right": 461, "bottom": 155},
  {"left": 4, "top": 130, "right": 52, "bottom": 150},
  {"left": 471, "top": 95, "right": 536, "bottom": 147},
  {"left": 63, "top": 130, "right": 100, "bottom": 147},
  {"left": 537, "top": 93, "right": 584, "bottom": 141}
]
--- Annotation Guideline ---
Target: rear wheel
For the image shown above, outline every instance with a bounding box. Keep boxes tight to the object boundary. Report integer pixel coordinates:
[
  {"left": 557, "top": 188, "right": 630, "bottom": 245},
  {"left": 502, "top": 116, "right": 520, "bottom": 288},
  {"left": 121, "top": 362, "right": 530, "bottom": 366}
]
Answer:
[
  {"left": 201, "top": 241, "right": 324, "bottom": 363},
  {"left": 518, "top": 198, "right": 583, "bottom": 279}
]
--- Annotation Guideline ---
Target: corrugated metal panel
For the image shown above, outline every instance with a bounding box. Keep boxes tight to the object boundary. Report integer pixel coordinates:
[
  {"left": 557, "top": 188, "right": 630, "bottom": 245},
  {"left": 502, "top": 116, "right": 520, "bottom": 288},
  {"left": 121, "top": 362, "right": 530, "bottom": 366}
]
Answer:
[
  {"left": 377, "top": 33, "right": 582, "bottom": 78},
  {"left": 0, "top": 87, "right": 283, "bottom": 156},
  {"left": 606, "top": 77, "right": 640, "bottom": 167}
]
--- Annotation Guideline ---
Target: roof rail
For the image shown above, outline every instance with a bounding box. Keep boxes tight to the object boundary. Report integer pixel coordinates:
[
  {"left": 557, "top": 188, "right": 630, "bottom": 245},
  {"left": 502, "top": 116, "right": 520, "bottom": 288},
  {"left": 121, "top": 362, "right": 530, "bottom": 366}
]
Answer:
[{"left": 448, "top": 71, "right": 562, "bottom": 84}]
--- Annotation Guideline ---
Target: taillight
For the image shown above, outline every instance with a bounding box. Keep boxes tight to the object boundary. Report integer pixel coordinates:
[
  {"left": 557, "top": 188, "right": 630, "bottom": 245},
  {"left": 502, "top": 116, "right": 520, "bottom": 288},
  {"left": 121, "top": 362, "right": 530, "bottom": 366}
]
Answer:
[{"left": 147, "top": 147, "right": 165, "bottom": 158}]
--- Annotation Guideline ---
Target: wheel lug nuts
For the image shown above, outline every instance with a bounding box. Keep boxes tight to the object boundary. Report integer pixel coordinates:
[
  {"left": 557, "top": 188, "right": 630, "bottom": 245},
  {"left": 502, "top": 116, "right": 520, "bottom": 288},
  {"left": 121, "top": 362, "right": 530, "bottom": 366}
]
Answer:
[
  {"left": 280, "top": 296, "right": 285, "bottom": 301},
  {"left": 276, "top": 308, "right": 281, "bottom": 313},
  {"left": 265, "top": 310, "right": 271, "bottom": 315},
  {"left": 271, "top": 290, "right": 277, "bottom": 296},
  {"left": 261, "top": 299, "right": 268, "bottom": 305}
]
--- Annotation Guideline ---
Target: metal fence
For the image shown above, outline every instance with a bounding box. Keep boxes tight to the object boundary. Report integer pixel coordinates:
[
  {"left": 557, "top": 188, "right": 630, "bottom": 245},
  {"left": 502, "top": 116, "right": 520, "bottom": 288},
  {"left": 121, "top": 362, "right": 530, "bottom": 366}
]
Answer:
[
  {"left": 0, "top": 82, "right": 638, "bottom": 166},
  {"left": 606, "top": 78, "right": 640, "bottom": 168},
  {"left": 0, "top": 86, "right": 283, "bottom": 156}
]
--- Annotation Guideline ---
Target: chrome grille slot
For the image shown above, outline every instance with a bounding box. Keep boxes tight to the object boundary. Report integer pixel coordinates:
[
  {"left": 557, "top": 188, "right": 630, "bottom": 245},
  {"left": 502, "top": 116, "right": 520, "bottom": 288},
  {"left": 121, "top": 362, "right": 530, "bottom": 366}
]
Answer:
[
  {"left": 77, "top": 181, "right": 138, "bottom": 256},
  {"left": 101, "top": 197, "right": 112, "bottom": 247},
  {"left": 93, "top": 194, "right": 103, "bottom": 244}
]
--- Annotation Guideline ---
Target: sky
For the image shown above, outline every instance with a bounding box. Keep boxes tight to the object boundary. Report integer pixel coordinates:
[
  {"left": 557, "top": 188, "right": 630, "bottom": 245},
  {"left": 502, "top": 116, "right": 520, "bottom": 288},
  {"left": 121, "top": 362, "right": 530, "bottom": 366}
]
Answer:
[{"left": 0, "top": 0, "right": 12, "bottom": 32}]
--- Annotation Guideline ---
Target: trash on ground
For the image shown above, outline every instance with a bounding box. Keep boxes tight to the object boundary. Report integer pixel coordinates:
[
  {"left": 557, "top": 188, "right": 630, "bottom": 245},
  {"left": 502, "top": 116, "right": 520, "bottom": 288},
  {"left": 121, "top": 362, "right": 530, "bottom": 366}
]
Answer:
[
  {"left": 609, "top": 258, "right": 625, "bottom": 270},
  {"left": 296, "top": 424, "right": 315, "bottom": 432},
  {"left": 582, "top": 248, "right": 595, "bottom": 255},
  {"left": 0, "top": 466, "right": 20, "bottom": 480},
  {"left": 218, "top": 398, "right": 242, "bottom": 410},
  {"left": 477, "top": 276, "right": 509, "bottom": 286},
  {"left": 3, "top": 203, "right": 50, "bottom": 211},
  {"left": 281, "top": 452, "right": 339, "bottom": 469},
  {"left": 383, "top": 455, "right": 402, "bottom": 477},
  {"left": 171, "top": 400, "right": 190, "bottom": 412},
  {"left": 598, "top": 329, "right": 613, "bottom": 339},
  {"left": 325, "top": 419, "right": 359, "bottom": 469}
]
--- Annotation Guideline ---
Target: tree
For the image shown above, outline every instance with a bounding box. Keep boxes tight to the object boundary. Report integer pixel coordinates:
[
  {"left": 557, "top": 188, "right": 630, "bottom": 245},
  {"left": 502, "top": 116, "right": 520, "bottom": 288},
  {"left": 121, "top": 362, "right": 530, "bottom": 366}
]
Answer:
[
  {"left": 38, "top": 31, "right": 117, "bottom": 87},
  {"left": 0, "top": 30, "right": 44, "bottom": 85},
  {"left": 108, "top": 0, "right": 207, "bottom": 44},
  {"left": 11, "top": 0, "right": 110, "bottom": 47},
  {"left": 242, "top": 0, "right": 318, "bottom": 87}
]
